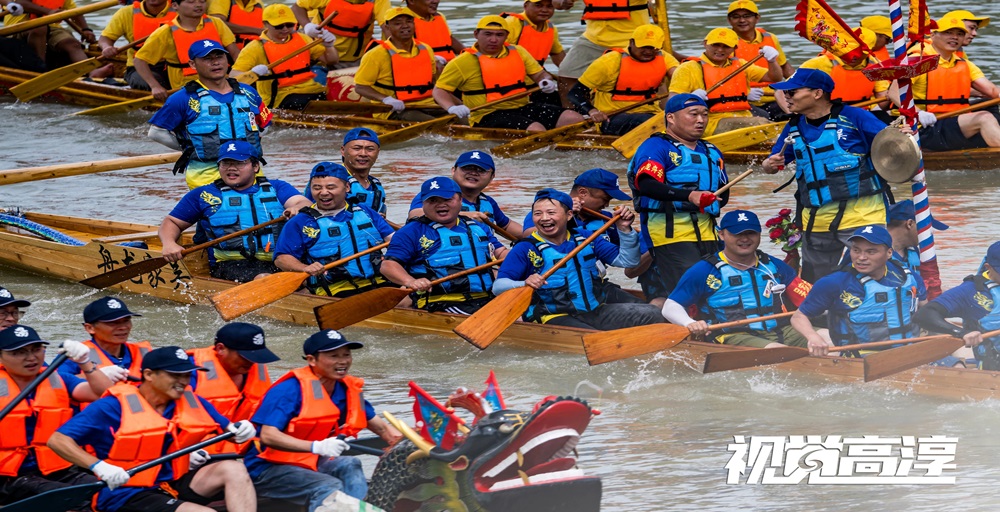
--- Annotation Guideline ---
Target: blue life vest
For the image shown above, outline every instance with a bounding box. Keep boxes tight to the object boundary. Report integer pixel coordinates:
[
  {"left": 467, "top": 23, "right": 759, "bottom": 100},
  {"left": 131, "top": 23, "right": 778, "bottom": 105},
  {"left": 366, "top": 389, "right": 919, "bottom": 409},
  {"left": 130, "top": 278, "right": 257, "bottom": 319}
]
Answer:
[
  {"left": 703, "top": 251, "right": 784, "bottom": 333},
  {"left": 181, "top": 79, "right": 262, "bottom": 162},
  {"left": 829, "top": 261, "right": 920, "bottom": 346},
  {"left": 411, "top": 217, "right": 495, "bottom": 296},
  {"left": 526, "top": 231, "right": 605, "bottom": 321},
  {"left": 347, "top": 175, "right": 386, "bottom": 214},
  {"left": 302, "top": 206, "right": 385, "bottom": 290},
  {"left": 964, "top": 274, "right": 1000, "bottom": 367},
  {"left": 205, "top": 177, "right": 284, "bottom": 262},
  {"left": 462, "top": 193, "right": 498, "bottom": 219}
]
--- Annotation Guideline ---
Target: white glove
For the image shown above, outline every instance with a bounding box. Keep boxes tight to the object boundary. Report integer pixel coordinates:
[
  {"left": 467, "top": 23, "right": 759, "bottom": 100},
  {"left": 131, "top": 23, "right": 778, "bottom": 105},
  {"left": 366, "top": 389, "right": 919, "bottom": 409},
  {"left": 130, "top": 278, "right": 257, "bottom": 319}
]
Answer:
[
  {"left": 99, "top": 365, "right": 130, "bottom": 383},
  {"left": 92, "top": 461, "right": 130, "bottom": 490},
  {"left": 228, "top": 420, "right": 256, "bottom": 444},
  {"left": 434, "top": 55, "right": 447, "bottom": 66},
  {"left": 760, "top": 46, "right": 780, "bottom": 62},
  {"left": 59, "top": 340, "right": 90, "bottom": 364},
  {"left": 691, "top": 88, "right": 708, "bottom": 101},
  {"left": 318, "top": 30, "right": 336, "bottom": 46},
  {"left": 311, "top": 437, "right": 350, "bottom": 458},
  {"left": 382, "top": 96, "right": 405, "bottom": 112},
  {"left": 188, "top": 449, "right": 210, "bottom": 470},
  {"left": 6, "top": 2, "right": 24, "bottom": 15},
  {"left": 747, "top": 87, "right": 765, "bottom": 102},
  {"left": 539, "top": 78, "right": 557, "bottom": 94},
  {"left": 447, "top": 105, "right": 470, "bottom": 118},
  {"left": 917, "top": 109, "right": 937, "bottom": 127},
  {"left": 304, "top": 23, "right": 322, "bottom": 38},
  {"left": 251, "top": 64, "right": 270, "bottom": 76}
]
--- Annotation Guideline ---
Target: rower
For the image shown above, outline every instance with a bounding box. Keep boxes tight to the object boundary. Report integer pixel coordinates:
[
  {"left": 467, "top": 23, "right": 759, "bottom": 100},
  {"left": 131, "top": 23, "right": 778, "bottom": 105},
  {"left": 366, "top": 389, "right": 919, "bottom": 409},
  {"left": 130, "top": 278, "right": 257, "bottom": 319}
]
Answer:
[
  {"left": 98, "top": 0, "right": 176, "bottom": 90},
  {"left": 886, "top": 199, "right": 949, "bottom": 282},
  {"left": 382, "top": 176, "right": 506, "bottom": 315},
  {"left": 305, "top": 128, "right": 387, "bottom": 216},
  {"left": 231, "top": 3, "right": 338, "bottom": 110},
  {"left": 158, "top": 140, "right": 311, "bottom": 282},
  {"left": 668, "top": 27, "right": 782, "bottom": 136},
  {"left": 726, "top": 0, "right": 793, "bottom": 120},
  {"left": 243, "top": 330, "right": 402, "bottom": 505},
  {"left": 791, "top": 225, "right": 926, "bottom": 357},
  {"left": 626, "top": 93, "right": 729, "bottom": 299},
  {"left": 796, "top": 27, "right": 892, "bottom": 121},
  {"left": 0, "top": 326, "right": 115, "bottom": 507},
  {"left": 860, "top": 15, "right": 892, "bottom": 62},
  {"left": 907, "top": 16, "right": 1000, "bottom": 152},
  {"left": 432, "top": 15, "right": 585, "bottom": 132},
  {"left": 404, "top": 0, "right": 462, "bottom": 62},
  {"left": 275, "top": 163, "right": 395, "bottom": 297},
  {"left": 292, "top": 0, "right": 388, "bottom": 68},
  {"left": 407, "top": 151, "right": 524, "bottom": 239},
  {"left": 207, "top": 0, "right": 263, "bottom": 49},
  {"left": 147, "top": 38, "right": 271, "bottom": 189},
  {"left": 568, "top": 24, "right": 678, "bottom": 136},
  {"left": 1, "top": 0, "right": 106, "bottom": 77},
  {"left": 133, "top": 0, "right": 240, "bottom": 102},
  {"left": 502, "top": 0, "right": 566, "bottom": 106},
  {"left": 493, "top": 188, "right": 665, "bottom": 330},
  {"left": 48, "top": 346, "right": 258, "bottom": 512},
  {"left": 58, "top": 296, "right": 148, "bottom": 383},
  {"left": 0, "top": 286, "right": 30, "bottom": 330},
  {"left": 662, "top": 210, "right": 809, "bottom": 349},
  {"left": 761, "top": 68, "right": 891, "bottom": 283},
  {"left": 943, "top": 10, "right": 989, "bottom": 59},
  {"left": 354, "top": 6, "right": 441, "bottom": 122}
]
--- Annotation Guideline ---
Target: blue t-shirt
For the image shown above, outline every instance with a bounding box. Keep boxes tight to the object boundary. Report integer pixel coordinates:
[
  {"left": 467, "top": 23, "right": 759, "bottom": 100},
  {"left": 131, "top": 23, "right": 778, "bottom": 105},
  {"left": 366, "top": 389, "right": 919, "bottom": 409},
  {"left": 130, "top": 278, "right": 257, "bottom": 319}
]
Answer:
[
  {"left": 497, "top": 230, "right": 622, "bottom": 282},
  {"left": 523, "top": 210, "right": 620, "bottom": 246},
  {"left": 771, "top": 105, "right": 887, "bottom": 161},
  {"left": 797, "top": 263, "right": 928, "bottom": 319},
  {"left": 408, "top": 193, "right": 511, "bottom": 229},
  {"left": 274, "top": 205, "right": 394, "bottom": 261},
  {"left": 19, "top": 370, "right": 85, "bottom": 472},
  {"left": 930, "top": 280, "right": 992, "bottom": 324},
  {"left": 384, "top": 219, "right": 501, "bottom": 267},
  {"left": 59, "top": 340, "right": 135, "bottom": 377},
  {"left": 56, "top": 393, "right": 230, "bottom": 512},
  {"left": 668, "top": 254, "right": 799, "bottom": 308},
  {"left": 148, "top": 83, "right": 267, "bottom": 133},
  {"left": 243, "top": 378, "right": 375, "bottom": 479}
]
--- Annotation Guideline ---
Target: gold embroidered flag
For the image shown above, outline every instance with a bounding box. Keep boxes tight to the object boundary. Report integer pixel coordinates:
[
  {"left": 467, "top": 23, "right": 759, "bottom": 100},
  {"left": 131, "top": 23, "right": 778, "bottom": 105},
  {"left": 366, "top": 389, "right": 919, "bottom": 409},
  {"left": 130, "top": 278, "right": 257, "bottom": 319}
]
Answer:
[
  {"left": 907, "top": 0, "right": 937, "bottom": 43},
  {"left": 794, "top": 0, "right": 869, "bottom": 62}
]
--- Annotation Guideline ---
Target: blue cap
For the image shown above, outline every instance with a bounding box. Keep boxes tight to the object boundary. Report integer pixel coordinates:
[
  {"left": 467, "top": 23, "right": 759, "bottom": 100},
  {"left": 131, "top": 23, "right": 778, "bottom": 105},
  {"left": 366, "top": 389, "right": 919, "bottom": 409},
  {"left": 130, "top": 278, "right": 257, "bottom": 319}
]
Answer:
[
  {"left": 310, "top": 161, "right": 351, "bottom": 182},
  {"left": 83, "top": 296, "right": 142, "bottom": 324},
  {"left": 986, "top": 242, "right": 1000, "bottom": 269},
  {"left": 719, "top": 210, "right": 761, "bottom": 234},
  {"left": 770, "top": 68, "right": 835, "bottom": 93},
  {"left": 574, "top": 168, "right": 631, "bottom": 201},
  {"left": 665, "top": 93, "right": 708, "bottom": 114},
  {"left": 887, "top": 200, "right": 949, "bottom": 231},
  {"left": 420, "top": 176, "right": 461, "bottom": 202},
  {"left": 142, "top": 346, "right": 207, "bottom": 373},
  {"left": 303, "top": 329, "right": 364, "bottom": 355},
  {"left": 215, "top": 322, "right": 280, "bottom": 364},
  {"left": 343, "top": 127, "right": 380, "bottom": 146},
  {"left": 0, "top": 287, "right": 30, "bottom": 309},
  {"left": 0, "top": 325, "right": 48, "bottom": 351},
  {"left": 217, "top": 140, "right": 258, "bottom": 163},
  {"left": 848, "top": 225, "right": 893, "bottom": 247},
  {"left": 454, "top": 150, "right": 495, "bottom": 172},
  {"left": 533, "top": 188, "right": 573, "bottom": 211},
  {"left": 188, "top": 39, "right": 229, "bottom": 60}
]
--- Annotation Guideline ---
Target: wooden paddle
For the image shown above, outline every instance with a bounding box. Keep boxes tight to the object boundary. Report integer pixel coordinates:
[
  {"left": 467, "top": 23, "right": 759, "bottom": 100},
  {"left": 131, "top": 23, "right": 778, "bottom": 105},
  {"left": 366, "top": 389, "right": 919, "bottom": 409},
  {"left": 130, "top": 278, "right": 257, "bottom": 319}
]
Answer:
[
  {"left": 235, "top": 10, "right": 337, "bottom": 86},
  {"left": 11, "top": 36, "right": 149, "bottom": 102},
  {"left": 302, "top": 100, "right": 410, "bottom": 116},
  {"left": 483, "top": 218, "right": 516, "bottom": 242},
  {"left": 378, "top": 87, "right": 539, "bottom": 146},
  {"left": 454, "top": 213, "right": 623, "bottom": 349},
  {"left": 210, "top": 241, "right": 390, "bottom": 321},
  {"left": 0, "top": 0, "right": 118, "bottom": 37},
  {"left": 582, "top": 311, "right": 794, "bottom": 365},
  {"left": 0, "top": 354, "right": 67, "bottom": 422},
  {"left": 0, "top": 152, "right": 181, "bottom": 185},
  {"left": 314, "top": 259, "right": 503, "bottom": 330},
  {"left": 80, "top": 217, "right": 286, "bottom": 289},
  {"left": 861, "top": 328, "right": 1000, "bottom": 382},
  {"left": 935, "top": 97, "right": 1000, "bottom": 120}
]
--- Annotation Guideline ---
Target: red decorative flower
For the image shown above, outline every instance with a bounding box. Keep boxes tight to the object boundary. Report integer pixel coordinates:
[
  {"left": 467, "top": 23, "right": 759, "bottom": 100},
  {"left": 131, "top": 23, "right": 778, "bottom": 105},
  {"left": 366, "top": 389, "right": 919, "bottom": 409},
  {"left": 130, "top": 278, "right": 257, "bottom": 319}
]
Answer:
[
  {"left": 779, "top": 208, "right": 792, "bottom": 217},
  {"left": 769, "top": 228, "right": 783, "bottom": 240},
  {"left": 765, "top": 209, "right": 803, "bottom": 252}
]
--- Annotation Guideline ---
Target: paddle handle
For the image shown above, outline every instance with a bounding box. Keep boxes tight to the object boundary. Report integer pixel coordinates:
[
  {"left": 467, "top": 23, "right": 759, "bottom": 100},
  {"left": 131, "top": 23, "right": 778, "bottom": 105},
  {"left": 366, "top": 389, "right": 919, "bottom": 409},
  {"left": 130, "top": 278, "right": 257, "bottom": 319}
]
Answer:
[
  {"left": 319, "top": 241, "right": 390, "bottom": 272},
  {"left": 580, "top": 207, "right": 611, "bottom": 221},
  {"left": 714, "top": 168, "right": 753, "bottom": 196},
  {"left": 937, "top": 97, "right": 1000, "bottom": 120},
  {"left": 706, "top": 311, "right": 795, "bottom": 332},
  {"left": 469, "top": 87, "right": 538, "bottom": 113},
  {"left": 345, "top": 441, "right": 385, "bottom": 456},
  {"left": 484, "top": 219, "right": 516, "bottom": 242},
  {"left": 829, "top": 335, "right": 949, "bottom": 353},
  {"left": 127, "top": 431, "right": 235, "bottom": 476},
  {"left": 705, "top": 53, "right": 766, "bottom": 94},
  {"left": 540, "top": 214, "right": 622, "bottom": 281},
  {"left": 0, "top": 354, "right": 68, "bottom": 422},
  {"left": 180, "top": 216, "right": 286, "bottom": 257},
  {"left": 106, "top": 35, "right": 149, "bottom": 59},
  {"left": 421, "top": 259, "right": 502, "bottom": 290},
  {"left": 605, "top": 90, "right": 672, "bottom": 118},
  {"left": 266, "top": 10, "right": 338, "bottom": 71},
  {"left": 0, "top": 0, "right": 118, "bottom": 36}
]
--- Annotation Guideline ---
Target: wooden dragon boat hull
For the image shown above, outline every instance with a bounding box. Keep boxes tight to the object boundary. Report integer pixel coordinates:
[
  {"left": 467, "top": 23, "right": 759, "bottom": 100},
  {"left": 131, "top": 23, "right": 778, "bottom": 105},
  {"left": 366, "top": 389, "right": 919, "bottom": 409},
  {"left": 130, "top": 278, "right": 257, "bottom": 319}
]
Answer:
[{"left": 1, "top": 211, "right": 998, "bottom": 401}]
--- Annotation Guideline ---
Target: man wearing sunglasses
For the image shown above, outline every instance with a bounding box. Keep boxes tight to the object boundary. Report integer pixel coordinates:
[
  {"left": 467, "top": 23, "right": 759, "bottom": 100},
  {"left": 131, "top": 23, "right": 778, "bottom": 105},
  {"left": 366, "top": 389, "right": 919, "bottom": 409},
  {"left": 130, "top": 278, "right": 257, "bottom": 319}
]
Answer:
[{"left": 0, "top": 287, "right": 30, "bottom": 330}]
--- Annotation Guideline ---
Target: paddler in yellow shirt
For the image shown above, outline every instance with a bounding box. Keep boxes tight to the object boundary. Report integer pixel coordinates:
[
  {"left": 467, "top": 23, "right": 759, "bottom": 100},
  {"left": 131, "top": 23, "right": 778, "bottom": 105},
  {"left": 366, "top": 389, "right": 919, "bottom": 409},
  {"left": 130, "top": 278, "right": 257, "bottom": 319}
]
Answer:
[
  {"left": 97, "top": 0, "right": 176, "bottom": 90},
  {"left": 943, "top": 9, "right": 989, "bottom": 59},
  {"left": 403, "top": 0, "right": 462, "bottom": 62},
  {"left": 208, "top": 0, "right": 263, "bottom": 49},
  {"left": 860, "top": 15, "right": 892, "bottom": 62},
  {"left": 726, "top": 0, "right": 793, "bottom": 120},
  {"left": 292, "top": 0, "right": 389, "bottom": 67},
  {"left": 2, "top": 0, "right": 104, "bottom": 74},
  {"left": 502, "top": 0, "right": 565, "bottom": 106}
]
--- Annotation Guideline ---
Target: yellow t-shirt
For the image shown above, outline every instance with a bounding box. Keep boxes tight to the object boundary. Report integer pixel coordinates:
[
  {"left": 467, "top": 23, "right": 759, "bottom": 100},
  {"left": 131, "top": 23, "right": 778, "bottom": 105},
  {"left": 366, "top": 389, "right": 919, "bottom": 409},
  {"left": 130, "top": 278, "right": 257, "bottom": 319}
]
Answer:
[
  {"left": 434, "top": 44, "right": 543, "bottom": 125},
  {"left": 504, "top": 12, "right": 564, "bottom": 60},
  {"left": 800, "top": 55, "right": 890, "bottom": 95},
  {"left": 207, "top": 0, "right": 262, "bottom": 19},
  {"left": 4, "top": 0, "right": 74, "bottom": 30},
  {"left": 578, "top": 49, "right": 677, "bottom": 114},
  {"left": 294, "top": 0, "right": 390, "bottom": 64},
  {"left": 580, "top": 0, "right": 649, "bottom": 49},
  {"left": 909, "top": 45, "right": 984, "bottom": 102},
  {"left": 231, "top": 33, "right": 326, "bottom": 108},
  {"left": 669, "top": 55, "right": 767, "bottom": 134},
  {"left": 354, "top": 39, "right": 438, "bottom": 118},
  {"left": 100, "top": 2, "right": 174, "bottom": 67},
  {"left": 802, "top": 195, "right": 887, "bottom": 233},
  {"left": 134, "top": 17, "right": 237, "bottom": 89}
]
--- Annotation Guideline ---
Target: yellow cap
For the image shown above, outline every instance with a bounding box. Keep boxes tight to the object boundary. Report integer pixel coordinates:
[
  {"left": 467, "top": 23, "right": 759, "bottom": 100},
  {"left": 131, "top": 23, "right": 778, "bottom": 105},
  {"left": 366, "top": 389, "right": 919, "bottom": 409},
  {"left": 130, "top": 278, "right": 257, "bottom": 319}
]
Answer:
[
  {"left": 860, "top": 15, "right": 892, "bottom": 38},
  {"left": 935, "top": 16, "right": 970, "bottom": 34},
  {"left": 476, "top": 14, "right": 509, "bottom": 31},
  {"left": 944, "top": 10, "right": 990, "bottom": 29},
  {"left": 727, "top": 0, "right": 758, "bottom": 15},
  {"left": 262, "top": 4, "right": 296, "bottom": 26},
  {"left": 384, "top": 6, "right": 417, "bottom": 22},
  {"left": 705, "top": 27, "right": 739, "bottom": 47},
  {"left": 854, "top": 27, "right": 877, "bottom": 50},
  {"left": 631, "top": 24, "right": 664, "bottom": 49}
]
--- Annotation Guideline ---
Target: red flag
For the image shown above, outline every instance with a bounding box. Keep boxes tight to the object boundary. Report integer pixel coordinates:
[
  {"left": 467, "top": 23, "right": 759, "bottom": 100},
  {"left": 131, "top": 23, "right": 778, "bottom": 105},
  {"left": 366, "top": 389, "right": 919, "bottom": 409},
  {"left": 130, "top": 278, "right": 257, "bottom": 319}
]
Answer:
[
  {"left": 409, "top": 382, "right": 465, "bottom": 450},
  {"left": 794, "top": 0, "right": 869, "bottom": 62},
  {"left": 907, "top": 0, "right": 937, "bottom": 44},
  {"left": 481, "top": 370, "right": 506, "bottom": 413}
]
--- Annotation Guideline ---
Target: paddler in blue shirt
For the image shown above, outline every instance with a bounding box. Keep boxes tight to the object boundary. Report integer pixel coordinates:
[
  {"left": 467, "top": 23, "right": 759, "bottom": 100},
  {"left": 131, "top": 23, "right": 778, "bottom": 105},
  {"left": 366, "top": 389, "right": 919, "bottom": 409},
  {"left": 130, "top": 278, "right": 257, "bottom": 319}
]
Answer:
[
  {"left": 0, "top": 286, "right": 30, "bottom": 330},
  {"left": 59, "top": 296, "right": 148, "bottom": 384},
  {"left": 304, "top": 128, "right": 388, "bottom": 217}
]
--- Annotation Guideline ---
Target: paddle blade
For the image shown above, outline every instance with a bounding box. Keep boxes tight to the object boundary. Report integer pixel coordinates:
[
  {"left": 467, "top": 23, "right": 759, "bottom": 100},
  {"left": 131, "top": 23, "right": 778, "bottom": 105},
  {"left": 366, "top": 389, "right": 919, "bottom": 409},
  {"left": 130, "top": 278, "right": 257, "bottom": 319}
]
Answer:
[
  {"left": 79, "top": 256, "right": 168, "bottom": 288},
  {"left": 74, "top": 96, "right": 159, "bottom": 116},
  {"left": 11, "top": 58, "right": 103, "bottom": 101},
  {"left": 611, "top": 115, "right": 664, "bottom": 159},
  {"left": 453, "top": 287, "right": 535, "bottom": 349},
  {"left": 313, "top": 287, "right": 410, "bottom": 330},
  {"left": 0, "top": 481, "right": 104, "bottom": 512},
  {"left": 582, "top": 323, "right": 690, "bottom": 365},
  {"left": 863, "top": 337, "right": 965, "bottom": 382},
  {"left": 491, "top": 122, "right": 591, "bottom": 158},
  {"left": 702, "top": 346, "right": 809, "bottom": 374},
  {"left": 209, "top": 271, "right": 309, "bottom": 321},
  {"left": 378, "top": 115, "right": 453, "bottom": 146},
  {"left": 705, "top": 121, "right": 785, "bottom": 152}
]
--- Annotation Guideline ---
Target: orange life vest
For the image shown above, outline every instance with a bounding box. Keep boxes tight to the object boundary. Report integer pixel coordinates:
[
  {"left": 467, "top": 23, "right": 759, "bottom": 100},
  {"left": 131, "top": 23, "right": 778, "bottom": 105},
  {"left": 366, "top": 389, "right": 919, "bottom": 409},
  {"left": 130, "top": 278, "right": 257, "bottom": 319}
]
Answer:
[
  {"left": 227, "top": 0, "right": 263, "bottom": 47},
  {"left": 132, "top": 1, "right": 176, "bottom": 46},
  {"left": 323, "top": 0, "right": 374, "bottom": 38},
  {"left": 372, "top": 39, "right": 435, "bottom": 101},
  {"left": 0, "top": 368, "right": 73, "bottom": 477},
  {"left": 28, "top": 0, "right": 63, "bottom": 19},
  {"left": 502, "top": 12, "right": 554, "bottom": 64},
  {"left": 83, "top": 340, "right": 151, "bottom": 380},
  {"left": 581, "top": 0, "right": 647, "bottom": 21},
  {"left": 261, "top": 33, "right": 314, "bottom": 88},
  {"left": 413, "top": 14, "right": 454, "bottom": 61},
  {"left": 103, "top": 385, "right": 220, "bottom": 487},
  {"left": 187, "top": 347, "right": 270, "bottom": 454},
  {"left": 609, "top": 48, "right": 666, "bottom": 101},
  {"left": 919, "top": 55, "right": 971, "bottom": 113},
  {"left": 872, "top": 46, "right": 890, "bottom": 62},
  {"left": 825, "top": 53, "right": 876, "bottom": 103},
  {"left": 258, "top": 367, "right": 366, "bottom": 471},
  {"left": 170, "top": 18, "right": 223, "bottom": 76},
  {"left": 701, "top": 58, "right": 750, "bottom": 113},
  {"left": 465, "top": 45, "right": 528, "bottom": 102},
  {"left": 733, "top": 28, "right": 777, "bottom": 87}
]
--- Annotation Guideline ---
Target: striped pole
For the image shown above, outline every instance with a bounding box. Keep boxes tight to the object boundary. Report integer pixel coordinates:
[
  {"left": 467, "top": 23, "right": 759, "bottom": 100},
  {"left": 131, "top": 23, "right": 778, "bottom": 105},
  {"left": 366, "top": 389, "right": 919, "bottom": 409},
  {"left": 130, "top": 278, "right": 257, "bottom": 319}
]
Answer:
[{"left": 888, "top": 0, "right": 941, "bottom": 298}]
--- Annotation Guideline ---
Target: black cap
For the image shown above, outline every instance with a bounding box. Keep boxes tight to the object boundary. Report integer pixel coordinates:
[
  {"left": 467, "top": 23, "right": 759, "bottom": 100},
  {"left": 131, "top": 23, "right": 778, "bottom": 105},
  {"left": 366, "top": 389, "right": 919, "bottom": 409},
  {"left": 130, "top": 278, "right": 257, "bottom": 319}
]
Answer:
[
  {"left": 0, "top": 287, "right": 31, "bottom": 308},
  {"left": 303, "top": 329, "right": 363, "bottom": 355},
  {"left": 141, "top": 346, "right": 207, "bottom": 373},
  {"left": 215, "top": 322, "right": 280, "bottom": 364},
  {"left": 83, "top": 296, "right": 143, "bottom": 324},
  {"left": 0, "top": 325, "right": 49, "bottom": 351}
]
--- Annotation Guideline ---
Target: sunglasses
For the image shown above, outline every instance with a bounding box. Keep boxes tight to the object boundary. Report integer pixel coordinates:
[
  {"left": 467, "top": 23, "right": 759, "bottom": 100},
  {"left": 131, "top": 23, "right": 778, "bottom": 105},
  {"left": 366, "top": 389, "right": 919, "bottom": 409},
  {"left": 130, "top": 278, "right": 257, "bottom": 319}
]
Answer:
[{"left": 272, "top": 22, "right": 296, "bottom": 29}]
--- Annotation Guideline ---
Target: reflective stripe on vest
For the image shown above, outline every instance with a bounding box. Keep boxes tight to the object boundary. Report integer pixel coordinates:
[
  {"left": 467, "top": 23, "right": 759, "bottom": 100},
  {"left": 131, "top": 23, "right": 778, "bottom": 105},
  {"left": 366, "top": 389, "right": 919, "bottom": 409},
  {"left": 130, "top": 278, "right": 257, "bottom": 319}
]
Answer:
[
  {"left": 205, "top": 177, "right": 284, "bottom": 262},
  {"left": 827, "top": 53, "right": 876, "bottom": 103},
  {"left": 262, "top": 33, "right": 314, "bottom": 88},
  {"left": 323, "top": 0, "right": 374, "bottom": 38},
  {"left": 188, "top": 347, "right": 269, "bottom": 453},
  {"left": 918, "top": 56, "right": 971, "bottom": 113},
  {"left": 170, "top": 18, "right": 223, "bottom": 75},
  {"left": 733, "top": 28, "right": 776, "bottom": 87},
  {"left": 464, "top": 45, "right": 528, "bottom": 102},
  {"left": 701, "top": 59, "right": 750, "bottom": 112},
  {"left": 790, "top": 110, "right": 881, "bottom": 209},
  {"left": 0, "top": 369, "right": 73, "bottom": 476},
  {"left": 502, "top": 12, "right": 554, "bottom": 64},
  {"left": 132, "top": 1, "right": 176, "bottom": 45},
  {"left": 581, "top": 0, "right": 647, "bottom": 21},
  {"left": 526, "top": 231, "right": 604, "bottom": 320},
  {"left": 830, "top": 263, "right": 919, "bottom": 346},
  {"left": 303, "top": 206, "right": 384, "bottom": 288},
  {"left": 228, "top": 0, "right": 263, "bottom": 45},
  {"left": 372, "top": 40, "right": 435, "bottom": 101},
  {"left": 703, "top": 252, "right": 782, "bottom": 332},
  {"left": 182, "top": 79, "right": 262, "bottom": 162},
  {"left": 413, "top": 14, "right": 454, "bottom": 61},
  {"left": 609, "top": 48, "right": 666, "bottom": 101}
]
